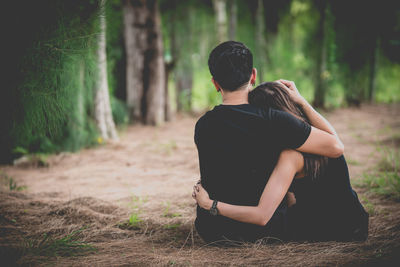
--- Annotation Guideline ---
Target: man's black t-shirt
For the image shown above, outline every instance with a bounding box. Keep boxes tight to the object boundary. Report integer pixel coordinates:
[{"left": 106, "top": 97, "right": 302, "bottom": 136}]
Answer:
[{"left": 194, "top": 104, "right": 311, "bottom": 243}]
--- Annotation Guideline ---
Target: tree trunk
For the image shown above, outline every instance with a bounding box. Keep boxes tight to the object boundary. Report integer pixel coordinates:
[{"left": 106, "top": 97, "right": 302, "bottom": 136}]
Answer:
[
  {"left": 255, "top": 0, "right": 266, "bottom": 83},
  {"left": 174, "top": 3, "right": 193, "bottom": 112},
  {"left": 213, "top": 0, "right": 228, "bottom": 44},
  {"left": 123, "top": 0, "right": 165, "bottom": 125},
  {"left": 95, "top": 0, "right": 118, "bottom": 140},
  {"left": 228, "top": 0, "right": 237, "bottom": 40},
  {"left": 176, "top": 69, "right": 193, "bottom": 112},
  {"left": 368, "top": 37, "right": 379, "bottom": 102},
  {"left": 164, "top": 62, "right": 173, "bottom": 121},
  {"left": 144, "top": 1, "right": 165, "bottom": 125},
  {"left": 313, "top": 0, "right": 328, "bottom": 108},
  {"left": 123, "top": 0, "right": 146, "bottom": 121}
]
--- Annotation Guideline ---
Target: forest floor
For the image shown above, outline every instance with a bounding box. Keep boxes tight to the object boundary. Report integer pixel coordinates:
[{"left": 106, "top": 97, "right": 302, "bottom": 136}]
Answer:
[{"left": 1, "top": 104, "right": 400, "bottom": 266}]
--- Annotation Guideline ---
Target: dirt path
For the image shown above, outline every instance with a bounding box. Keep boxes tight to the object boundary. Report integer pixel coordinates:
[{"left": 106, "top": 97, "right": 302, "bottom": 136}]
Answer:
[{"left": 1, "top": 104, "right": 400, "bottom": 266}]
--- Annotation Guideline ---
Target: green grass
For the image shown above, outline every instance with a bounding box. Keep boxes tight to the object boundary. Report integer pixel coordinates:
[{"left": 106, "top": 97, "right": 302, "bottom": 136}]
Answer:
[
  {"left": 118, "top": 194, "right": 148, "bottom": 230},
  {"left": 129, "top": 194, "right": 147, "bottom": 210},
  {"left": 22, "top": 228, "right": 96, "bottom": 257},
  {"left": 375, "top": 146, "right": 399, "bottom": 172},
  {"left": 1, "top": 172, "right": 27, "bottom": 191},
  {"left": 128, "top": 213, "right": 142, "bottom": 227},
  {"left": 164, "top": 223, "right": 181, "bottom": 230},
  {"left": 117, "top": 212, "right": 143, "bottom": 230},
  {"left": 363, "top": 172, "right": 400, "bottom": 200},
  {"left": 346, "top": 158, "right": 361, "bottom": 166},
  {"left": 360, "top": 196, "right": 376, "bottom": 216},
  {"left": 163, "top": 202, "right": 182, "bottom": 218},
  {"left": 361, "top": 146, "right": 400, "bottom": 200}
]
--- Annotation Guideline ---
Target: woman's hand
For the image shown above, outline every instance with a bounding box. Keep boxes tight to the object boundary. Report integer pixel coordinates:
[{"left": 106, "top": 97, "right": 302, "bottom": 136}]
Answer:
[
  {"left": 286, "top": 191, "right": 297, "bottom": 207},
  {"left": 192, "top": 182, "right": 213, "bottom": 210},
  {"left": 276, "top": 79, "right": 306, "bottom": 106}
]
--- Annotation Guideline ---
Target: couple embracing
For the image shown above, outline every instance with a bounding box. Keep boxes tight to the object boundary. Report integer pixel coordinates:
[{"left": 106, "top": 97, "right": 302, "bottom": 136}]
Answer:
[{"left": 192, "top": 41, "right": 369, "bottom": 244}]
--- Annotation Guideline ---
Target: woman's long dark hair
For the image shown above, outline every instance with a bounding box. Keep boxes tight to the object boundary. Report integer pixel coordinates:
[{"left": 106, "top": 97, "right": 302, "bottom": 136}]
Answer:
[{"left": 249, "top": 81, "right": 328, "bottom": 179}]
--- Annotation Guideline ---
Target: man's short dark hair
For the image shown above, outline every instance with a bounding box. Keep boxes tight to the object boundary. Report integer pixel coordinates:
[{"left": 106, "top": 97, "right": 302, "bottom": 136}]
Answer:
[{"left": 208, "top": 41, "right": 253, "bottom": 91}]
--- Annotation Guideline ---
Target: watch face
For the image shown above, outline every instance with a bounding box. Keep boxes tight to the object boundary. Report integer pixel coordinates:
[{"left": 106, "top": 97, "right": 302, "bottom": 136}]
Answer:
[{"left": 210, "top": 208, "right": 218, "bottom": 216}]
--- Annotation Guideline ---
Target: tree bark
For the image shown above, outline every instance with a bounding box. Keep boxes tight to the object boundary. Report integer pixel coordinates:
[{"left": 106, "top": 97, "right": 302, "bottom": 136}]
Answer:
[
  {"left": 213, "top": 0, "right": 228, "bottom": 44},
  {"left": 255, "top": 0, "right": 266, "bottom": 83},
  {"left": 313, "top": 0, "right": 328, "bottom": 108},
  {"left": 368, "top": 37, "right": 379, "bottom": 102},
  {"left": 173, "top": 3, "right": 193, "bottom": 112},
  {"left": 95, "top": 0, "right": 118, "bottom": 140},
  {"left": 144, "top": 1, "right": 165, "bottom": 125},
  {"left": 163, "top": 0, "right": 177, "bottom": 121},
  {"left": 228, "top": 0, "right": 237, "bottom": 40},
  {"left": 176, "top": 69, "right": 193, "bottom": 112},
  {"left": 123, "top": 0, "right": 146, "bottom": 121},
  {"left": 164, "top": 61, "right": 173, "bottom": 121},
  {"left": 123, "top": 0, "right": 165, "bottom": 125}
]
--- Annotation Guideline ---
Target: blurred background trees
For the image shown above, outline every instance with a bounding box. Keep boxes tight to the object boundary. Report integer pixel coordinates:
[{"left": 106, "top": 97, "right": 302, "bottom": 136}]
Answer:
[{"left": 1, "top": 0, "right": 399, "bottom": 163}]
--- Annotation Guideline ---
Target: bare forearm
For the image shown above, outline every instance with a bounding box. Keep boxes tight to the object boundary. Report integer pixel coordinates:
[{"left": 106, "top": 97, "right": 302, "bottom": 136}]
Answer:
[
  {"left": 300, "top": 99, "right": 343, "bottom": 144},
  {"left": 216, "top": 202, "right": 274, "bottom": 226},
  {"left": 301, "top": 99, "right": 334, "bottom": 134}
]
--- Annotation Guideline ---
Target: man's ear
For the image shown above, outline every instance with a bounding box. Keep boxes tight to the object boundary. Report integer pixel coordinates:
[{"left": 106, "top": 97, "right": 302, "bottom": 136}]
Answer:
[
  {"left": 250, "top": 68, "right": 257, "bottom": 85},
  {"left": 211, "top": 78, "right": 221, "bottom": 92}
]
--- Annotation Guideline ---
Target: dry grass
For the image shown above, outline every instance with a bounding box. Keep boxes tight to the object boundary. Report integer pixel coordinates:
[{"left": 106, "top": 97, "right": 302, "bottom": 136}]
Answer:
[{"left": 1, "top": 104, "right": 400, "bottom": 266}]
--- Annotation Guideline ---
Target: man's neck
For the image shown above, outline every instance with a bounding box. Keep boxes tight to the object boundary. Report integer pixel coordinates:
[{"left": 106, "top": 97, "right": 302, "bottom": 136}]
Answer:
[{"left": 221, "top": 84, "right": 250, "bottom": 105}]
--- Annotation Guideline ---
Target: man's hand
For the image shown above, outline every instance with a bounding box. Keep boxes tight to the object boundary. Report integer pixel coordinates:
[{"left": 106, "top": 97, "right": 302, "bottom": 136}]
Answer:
[{"left": 276, "top": 79, "right": 306, "bottom": 106}]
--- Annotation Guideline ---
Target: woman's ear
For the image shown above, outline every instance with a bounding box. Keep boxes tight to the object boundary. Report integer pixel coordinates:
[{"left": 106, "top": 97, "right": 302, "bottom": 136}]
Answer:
[{"left": 211, "top": 78, "right": 221, "bottom": 92}]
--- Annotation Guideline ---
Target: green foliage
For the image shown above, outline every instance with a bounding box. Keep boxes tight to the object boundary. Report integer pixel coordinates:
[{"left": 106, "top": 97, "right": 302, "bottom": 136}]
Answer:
[
  {"left": 375, "top": 58, "right": 400, "bottom": 103},
  {"left": 161, "top": 0, "right": 399, "bottom": 111},
  {"left": 1, "top": 0, "right": 398, "bottom": 162},
  {"left": 361, "top": 146, "right": 400, "bottom": 200},
  {"left": 106, "top": 0, "right": 126, "bottom": 101},
  {"left": 111, "top": 97, "right": 129, "bottom": 125},
  {"left": 3, "top": 0, "right": 102, "bottom": 161},
  {"left": 22, "top": 228, "right": 96, "bottom": 257}
]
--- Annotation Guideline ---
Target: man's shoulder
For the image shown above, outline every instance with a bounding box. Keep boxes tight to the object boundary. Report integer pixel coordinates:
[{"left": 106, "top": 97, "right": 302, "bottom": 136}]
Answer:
[
  {"left": 202, "top": 104, "right": 271, "bottom": 117},
  {"left": 195, "top": 108, "right": 215, "bottom": 129},
  {"left": 195, "top": 104, "right": 274, "bottom": 128}
]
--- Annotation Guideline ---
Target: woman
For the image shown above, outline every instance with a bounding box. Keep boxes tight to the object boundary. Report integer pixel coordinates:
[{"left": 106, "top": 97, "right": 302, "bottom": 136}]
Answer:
[{"left": 193, "top": 81, "right": 369, "bottom": 242}]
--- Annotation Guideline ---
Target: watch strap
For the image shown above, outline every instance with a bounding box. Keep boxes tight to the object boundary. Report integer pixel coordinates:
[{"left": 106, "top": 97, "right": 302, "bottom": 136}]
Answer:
[{"left": 210, "top": 200, "right": 218, "bottom": 216}]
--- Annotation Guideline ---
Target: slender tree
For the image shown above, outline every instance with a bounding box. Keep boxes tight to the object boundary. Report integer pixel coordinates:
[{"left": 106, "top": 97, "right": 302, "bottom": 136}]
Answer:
[
  {"left": 228, "top": 0, "right": 237, "bottom": 40},
  {"left": 168, "top": 1, "right": 193, "bottom": 112},
  {"left": 368, "top": 37, "right": 379, "bottom": 102},
  {"left": 255, "top": 0, "right": 267, "bottom": 83},
  {"left": 312, "top": 0, "right": 328, "bottom": 108},
  {"left": 213, "top": 0, "right": 228, "bottom": 44},
  {"left": 95, "top": 0, "right": 118, "bottom": 140},
  {"left": 163, "top": 0, "right": 177, "bottom": 121}
]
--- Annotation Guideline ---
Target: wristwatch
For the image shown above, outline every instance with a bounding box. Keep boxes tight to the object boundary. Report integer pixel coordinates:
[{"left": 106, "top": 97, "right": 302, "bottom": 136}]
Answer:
[{"left": 210, "top": 200, "right": 218, "bottom": 216}]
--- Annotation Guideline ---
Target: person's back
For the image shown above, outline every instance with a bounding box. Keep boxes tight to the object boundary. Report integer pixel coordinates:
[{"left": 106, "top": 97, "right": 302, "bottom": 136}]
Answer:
[{"left": 195, "top": 104, "right": 284, "bottom": 242}]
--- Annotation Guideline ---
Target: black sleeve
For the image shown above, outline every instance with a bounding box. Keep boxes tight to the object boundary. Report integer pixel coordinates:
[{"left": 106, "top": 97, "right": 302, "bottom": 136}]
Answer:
[{"left": 268, "top": 108, "right": 311, "bottom": 149}]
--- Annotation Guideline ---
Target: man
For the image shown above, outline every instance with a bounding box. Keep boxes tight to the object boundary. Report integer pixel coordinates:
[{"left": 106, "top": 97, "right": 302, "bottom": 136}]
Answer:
[{"left": 194, "top": 41, "right": 344, "bottom": 243}]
